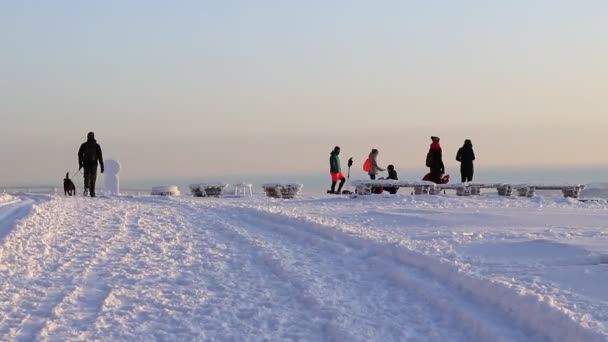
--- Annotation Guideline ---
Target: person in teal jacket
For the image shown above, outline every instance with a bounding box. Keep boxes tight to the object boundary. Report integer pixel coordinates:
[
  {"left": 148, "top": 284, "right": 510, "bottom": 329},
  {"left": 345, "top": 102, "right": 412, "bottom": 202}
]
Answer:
[{"left": 329, "top": 146, "right": 346, "bottom": 194}]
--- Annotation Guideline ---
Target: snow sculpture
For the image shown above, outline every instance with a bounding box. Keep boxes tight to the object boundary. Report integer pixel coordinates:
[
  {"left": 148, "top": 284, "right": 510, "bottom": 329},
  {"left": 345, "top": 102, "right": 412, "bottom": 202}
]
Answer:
[{"left": 104, "top": 159, "right": 121, "bottom": 195}]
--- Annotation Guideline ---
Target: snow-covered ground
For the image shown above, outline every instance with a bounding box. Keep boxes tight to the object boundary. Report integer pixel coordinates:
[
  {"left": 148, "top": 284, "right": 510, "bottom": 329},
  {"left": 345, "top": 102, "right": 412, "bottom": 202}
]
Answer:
[{"left": 0, "top": 192, "right": 607, "bottom": 341}]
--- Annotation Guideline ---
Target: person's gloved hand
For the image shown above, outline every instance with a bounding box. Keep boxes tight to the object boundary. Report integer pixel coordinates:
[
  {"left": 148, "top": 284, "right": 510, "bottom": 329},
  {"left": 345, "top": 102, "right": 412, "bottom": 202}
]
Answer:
[{"left": 101, "top": 166, "right": 104, "bottom": 174}]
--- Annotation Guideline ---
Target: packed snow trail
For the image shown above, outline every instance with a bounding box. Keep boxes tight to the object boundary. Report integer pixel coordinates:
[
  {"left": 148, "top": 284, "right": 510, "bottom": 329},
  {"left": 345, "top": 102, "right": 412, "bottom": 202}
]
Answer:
[
  {"left": 0, "top": 196, "right": 329, "bottom": 340},
  {"left": 0, "top": 195, "right": 603, "bottom": 341}
]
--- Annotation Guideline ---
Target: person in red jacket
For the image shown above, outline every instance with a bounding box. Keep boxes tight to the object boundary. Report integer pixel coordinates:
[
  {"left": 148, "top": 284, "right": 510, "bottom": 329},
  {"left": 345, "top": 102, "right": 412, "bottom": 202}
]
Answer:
[
  {"left": 366, "top": 149, "right": 385, "bottom": 180},
  {"left": 426, "top": 136, "right": 445, "bottom": 184}
]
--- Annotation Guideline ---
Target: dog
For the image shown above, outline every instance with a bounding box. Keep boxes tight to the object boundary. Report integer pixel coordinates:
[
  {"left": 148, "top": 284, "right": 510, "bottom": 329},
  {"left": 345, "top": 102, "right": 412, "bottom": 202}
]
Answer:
[{"left": 64, "top": 172, "right": 76, "bottom": 196}]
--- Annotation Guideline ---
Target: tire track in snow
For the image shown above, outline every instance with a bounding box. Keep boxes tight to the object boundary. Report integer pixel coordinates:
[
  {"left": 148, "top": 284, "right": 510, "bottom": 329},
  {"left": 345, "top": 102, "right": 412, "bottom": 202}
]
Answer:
[
  {"left": 241, "top": 204, "right": 607, "bottom": 341},
  {"left": 0, "top": 196, "right": 333, "bottom": 340},
  {"left": 213, "top": 207, "right": 468, "bottom": 342},
  {"left": 30, "top": 196, "right": 330, "bottom": 340},
  {"left": 0, "top": 197, "right": 84, "bottom": 339},
  {"left": 162, "top": 200, "right": 331, "bottom": 341},
  {"left": 42, "top": 200, "right": 200, "bottom": 340},
  {"left": 231, "top": 206, "right": 552, "bottom": 342},
  {"left": 36, "top": 210, "right": 137, "bottom": 340},
  {"left": 201, "top": 210, "right": 357, "bottom": 341},
  {"left": 0, "top": 197, "right": 130, "bottom": 341}
]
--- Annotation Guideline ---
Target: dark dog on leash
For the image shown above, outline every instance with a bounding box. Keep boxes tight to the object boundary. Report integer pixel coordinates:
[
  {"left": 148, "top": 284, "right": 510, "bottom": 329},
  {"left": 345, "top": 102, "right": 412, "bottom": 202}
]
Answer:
[{"left": 64, "top": 172, "right": 76, "bottom": 196}]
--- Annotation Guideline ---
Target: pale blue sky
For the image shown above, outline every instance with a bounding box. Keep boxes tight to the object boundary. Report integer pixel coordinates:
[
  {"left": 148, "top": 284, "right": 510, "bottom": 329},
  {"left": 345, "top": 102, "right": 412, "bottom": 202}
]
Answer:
[{"left": 1, "top": 1, "right": 606, "bottom": 184}]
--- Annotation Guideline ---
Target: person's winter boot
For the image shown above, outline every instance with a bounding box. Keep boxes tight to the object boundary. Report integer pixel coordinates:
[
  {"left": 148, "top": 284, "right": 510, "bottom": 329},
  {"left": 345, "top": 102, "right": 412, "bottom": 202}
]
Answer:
[{"left": 330, "top": 181, "right": 337, "bottom": 194}]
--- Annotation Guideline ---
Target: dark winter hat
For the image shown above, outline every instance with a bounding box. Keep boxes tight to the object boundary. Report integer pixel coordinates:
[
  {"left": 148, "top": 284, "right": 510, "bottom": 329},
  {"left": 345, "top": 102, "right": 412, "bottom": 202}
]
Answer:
[
  {"left": 334, "top": 146, "right": 340, "bottom": 151},
  {"left": 431, "top": 136, "right": 440, "bottom": 142},
  {"left": 87, "top": 132, "right": 95, "bottom": 140}
]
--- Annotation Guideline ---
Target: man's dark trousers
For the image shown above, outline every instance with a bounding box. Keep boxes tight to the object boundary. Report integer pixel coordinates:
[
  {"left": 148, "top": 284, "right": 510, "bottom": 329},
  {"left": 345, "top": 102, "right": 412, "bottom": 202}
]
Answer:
[{"left": 84, "top": 166, "right": 98, "bottom": 197}]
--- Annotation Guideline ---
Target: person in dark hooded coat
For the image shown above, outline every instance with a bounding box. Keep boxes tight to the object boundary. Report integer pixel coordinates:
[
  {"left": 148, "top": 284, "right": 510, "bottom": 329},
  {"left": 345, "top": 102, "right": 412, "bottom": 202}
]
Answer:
[
  {"left": 456, "top": 139, "right": 475, "bottom": 182},
  {"left": 78, "top": 132, "right": 104, "bottom": 197}
]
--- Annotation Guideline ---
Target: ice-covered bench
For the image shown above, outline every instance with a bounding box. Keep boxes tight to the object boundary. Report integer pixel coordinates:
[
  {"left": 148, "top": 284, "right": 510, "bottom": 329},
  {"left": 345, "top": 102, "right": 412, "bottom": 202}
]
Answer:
[
  {"left": 189, "top": 183, "right": 229, "bottom": 197},
  {"left": 352, "top": 180, "right": 499, "bottom": 196},
  {"left": 351, "top": 180, "right": 438, "bottom": 195},
  {"left": 455, "top": 183, "right": 506, "bottom": 196},
  {"left": 151, "top": 186, "right": 181, "bottom": 196},
  {"left": 512, "top": 184, "right": 585, "bottom": 198},
  {"left": 262, "top": 183, "right": 303, "bottom": 199},
  {"left": 351, "top": 180, "right": 584, "bottom": 198},
  {"left": 440, "top": 183, "right": 584, "bottom": 198}
]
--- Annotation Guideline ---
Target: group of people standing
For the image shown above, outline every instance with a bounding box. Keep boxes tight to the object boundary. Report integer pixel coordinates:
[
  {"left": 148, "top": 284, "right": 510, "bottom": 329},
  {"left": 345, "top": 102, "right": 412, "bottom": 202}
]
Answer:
[
  {"left": 424, "top": 136, "right": 475, "bottom": 184},
  {"left": 328, "top": 136, "right": 476, "bottom": 193}
]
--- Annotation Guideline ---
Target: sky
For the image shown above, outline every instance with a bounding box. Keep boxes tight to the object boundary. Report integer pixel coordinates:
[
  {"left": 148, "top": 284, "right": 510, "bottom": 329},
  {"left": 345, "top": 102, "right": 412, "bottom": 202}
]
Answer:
[{"left": 1, "top": 1, "right": 607, "bottom": 185}]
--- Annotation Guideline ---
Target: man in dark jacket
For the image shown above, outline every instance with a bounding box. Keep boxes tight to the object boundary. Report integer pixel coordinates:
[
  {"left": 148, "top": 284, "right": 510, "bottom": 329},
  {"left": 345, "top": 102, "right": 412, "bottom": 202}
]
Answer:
[
  {"left": 329, "top": 146, "right": 346, "bottom": 194},
  {"left": 78, "top": 132, "right": 104, "bottom": 197},
  {"left": 456, "top": 139, "right": 475, "bottom": 182},
  {"left": 427, "top": 136, "right": 445, "bottom": 184}
]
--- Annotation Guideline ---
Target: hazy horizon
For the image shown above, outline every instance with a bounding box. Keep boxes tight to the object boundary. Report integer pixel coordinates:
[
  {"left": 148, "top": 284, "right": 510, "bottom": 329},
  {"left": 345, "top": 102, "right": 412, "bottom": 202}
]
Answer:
[
  {"left": 4, "top": 165, "right": 608, "bottom": 192},
  {"left": 1, "top": 1, "right": 607, "bottom": 185}
]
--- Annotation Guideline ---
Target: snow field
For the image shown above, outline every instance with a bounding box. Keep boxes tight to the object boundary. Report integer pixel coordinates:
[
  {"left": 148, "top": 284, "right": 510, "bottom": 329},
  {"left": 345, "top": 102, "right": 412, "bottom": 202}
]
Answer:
[{"left": 0, "top": 193, "right": 606, "bottom": 341}]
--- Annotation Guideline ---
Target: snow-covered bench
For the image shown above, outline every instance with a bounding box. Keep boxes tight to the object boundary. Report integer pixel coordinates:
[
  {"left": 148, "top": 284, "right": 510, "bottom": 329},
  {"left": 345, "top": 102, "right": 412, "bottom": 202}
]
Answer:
[
  {"left": 351, "top": 180, "right": 584, "bottom": 198},
  {"left": 151, "top": 186, "right": 181, "bottom": 196},
  {"left": 459, "top": 183, "right": 510, "bottom": 196},
  {"left": 441, "top": 183, "right": 584, "bottom": 198},
  {"left": 189, "top": 183, "right": 229, "bottom": 197},
  {"left": 351, "top": 180, "right": 438, "bottom": 195},
  {"left": 512, "top": 184, "right": 585, "bottom": 198},
  {"left": 352, "top": 181, "right": 503, "bottom": 196},
  {"left": 262, "top": 183, "right": 303, "bottom": 199}
]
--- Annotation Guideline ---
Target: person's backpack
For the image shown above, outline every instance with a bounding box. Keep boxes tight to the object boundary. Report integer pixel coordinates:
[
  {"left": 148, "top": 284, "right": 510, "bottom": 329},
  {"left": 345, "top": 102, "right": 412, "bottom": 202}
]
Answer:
[
  {"left": 425, "top": 151, "right": 433, "bottom": 167},
  {"left": 363, "top": 158, "right": 372, "bottom": 172},
  {"left": 456, "top": 148, "right": 463, "bottom": 162}
]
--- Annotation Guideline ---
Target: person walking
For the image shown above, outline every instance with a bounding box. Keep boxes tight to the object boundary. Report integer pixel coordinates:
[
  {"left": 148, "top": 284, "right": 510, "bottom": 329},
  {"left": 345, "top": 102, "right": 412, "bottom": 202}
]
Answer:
[
  {"left": 328, "top": 146, "right": 346, "bottom": 194},
  {"left": 367, "top": 149, "right": 385, "bottom": 180},
  {"left": 78, "top": 132, "right": 104, "bottom": 197},
  {"left": 456, "top": 139, "right": 475, "bottom": 183},
  {"left": 426, "top": 136, "right": 445, "bottom": 184}
]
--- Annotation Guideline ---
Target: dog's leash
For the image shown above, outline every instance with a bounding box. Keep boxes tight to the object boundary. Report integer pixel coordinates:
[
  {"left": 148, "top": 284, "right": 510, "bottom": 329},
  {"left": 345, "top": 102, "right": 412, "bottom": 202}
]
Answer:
[{"left": 72, "top": 169, "right": 83, "bottom": 178}]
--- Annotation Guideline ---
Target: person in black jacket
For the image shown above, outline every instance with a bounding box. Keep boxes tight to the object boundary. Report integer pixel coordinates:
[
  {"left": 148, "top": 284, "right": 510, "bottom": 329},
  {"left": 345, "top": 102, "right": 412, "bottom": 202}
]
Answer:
[
  {"left": 456, "top": 139, "right": 475, "bottom": 183},
  {"left": 386, "top": 165, "right": 398, "bottom": 180},
  {"left": 384, "top": 164, "right": 399, "bottom": 194},
  {"left": 78, "top": 132, "right": 104, "bottom": 197}
]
